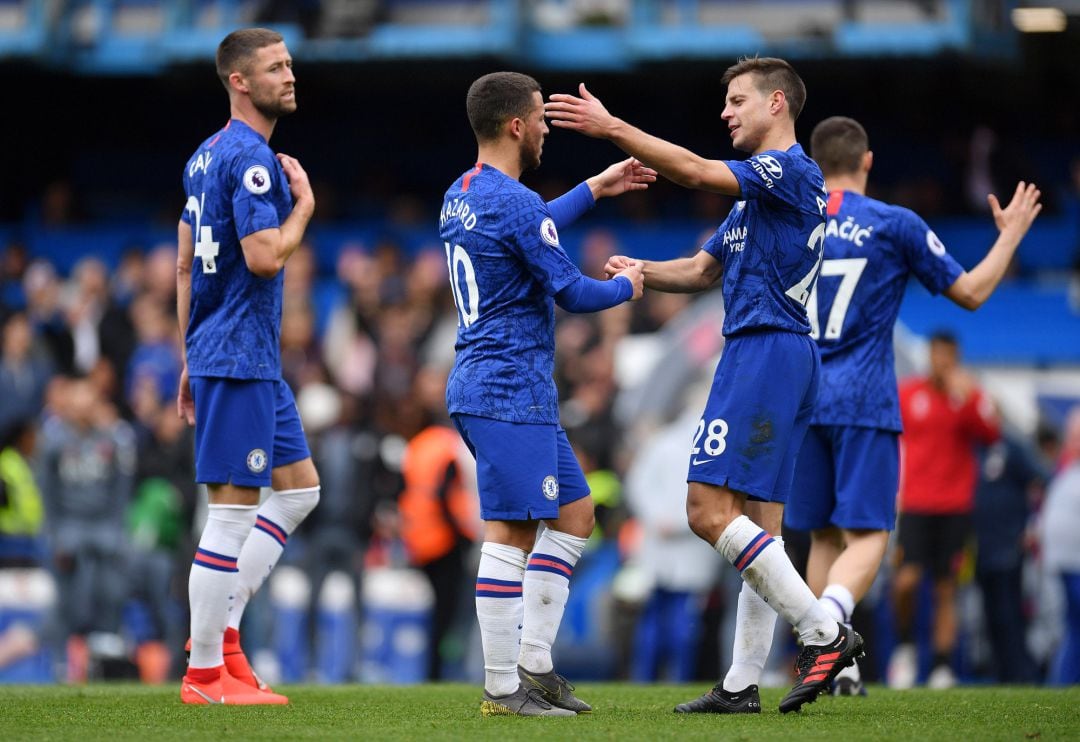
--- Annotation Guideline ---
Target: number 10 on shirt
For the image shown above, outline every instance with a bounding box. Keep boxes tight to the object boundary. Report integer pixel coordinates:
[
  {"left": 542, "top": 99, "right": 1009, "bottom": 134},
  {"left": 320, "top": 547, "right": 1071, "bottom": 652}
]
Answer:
[{"left": 445, "top": 242, "right": 479, "bottom": 327}]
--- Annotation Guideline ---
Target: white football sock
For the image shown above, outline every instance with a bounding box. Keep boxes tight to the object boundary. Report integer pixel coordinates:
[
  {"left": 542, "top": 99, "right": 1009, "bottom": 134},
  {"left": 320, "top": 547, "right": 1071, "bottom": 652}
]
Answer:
[
  {"left": 519, "top": 529, "right": 588, "bottom": 674},
  {"left": 723, "top": 537, "right": 783, "bottom": 692},
  {"left": 188, "top": 504, "right": 257, "bottom": 669},
  {"left": 820, "top": 583, "right": 861, "bottom": 681},
  {"left": 227, "top": 487, "right": 320, "bottom": 631},
  {"left": 820, "top": 583, "right": 855, "bottom": 626},
  {"left": 715, "top": 516, "right": 838, "bottom": 647},
  {"left": 476, "top": 542, "right": 527, "bottom": 696}
]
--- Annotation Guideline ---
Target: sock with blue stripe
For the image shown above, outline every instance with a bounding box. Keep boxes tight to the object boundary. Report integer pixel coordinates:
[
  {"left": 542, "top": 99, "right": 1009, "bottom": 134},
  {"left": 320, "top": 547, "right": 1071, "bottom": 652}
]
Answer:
[
  {"left": 715, "top": 515, "right": 837, "bottom": 647},
  {"left": 189, "top": 504, "right": 257, "bottom": 669},
  {"left": 476, "top": 542, "right": 527, "bottom": 696},
  {"left": 227, "top": 486, "right": 320, "bottom": 631},
  {"left": 520, "top": 528, "right": 588, "bottom": 674},
  {"left": 722, "top": 539, "right": 783, "bottom": 692}
]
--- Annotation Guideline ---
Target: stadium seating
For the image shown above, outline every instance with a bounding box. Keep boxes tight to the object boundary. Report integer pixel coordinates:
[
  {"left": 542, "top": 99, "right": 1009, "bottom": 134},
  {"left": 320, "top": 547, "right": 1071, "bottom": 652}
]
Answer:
[{"left": 0, "top": 0, "right": 1014, "bottom": 70}]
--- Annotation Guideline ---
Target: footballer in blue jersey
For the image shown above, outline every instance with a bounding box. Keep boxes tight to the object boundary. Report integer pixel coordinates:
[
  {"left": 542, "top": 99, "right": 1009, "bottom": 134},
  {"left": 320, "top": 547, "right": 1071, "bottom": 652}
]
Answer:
[
  {"left": 450, "top": 71, "right": 653, "bottom": 718},
  {"left": 783, "top": 116, "right": 1042, "bottom": 696},
  {"left": 177, "top": 29, "right": 322, "bottom": 706},
  {"left": 442, "top": 164, "right": 580, "bottom": 426},
  {"left": 548, "top": 57, "right": 862, "bottom": 715},
  {"left": 182, "top": 118, "right": 291, "bottom": 381}
]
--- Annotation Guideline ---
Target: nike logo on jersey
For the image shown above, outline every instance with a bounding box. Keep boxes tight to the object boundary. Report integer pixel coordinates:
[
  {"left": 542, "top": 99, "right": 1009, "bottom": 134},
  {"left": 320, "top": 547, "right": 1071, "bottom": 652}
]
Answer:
[{"left": 691, "top": 457, "right": 716, "bottom": 466}]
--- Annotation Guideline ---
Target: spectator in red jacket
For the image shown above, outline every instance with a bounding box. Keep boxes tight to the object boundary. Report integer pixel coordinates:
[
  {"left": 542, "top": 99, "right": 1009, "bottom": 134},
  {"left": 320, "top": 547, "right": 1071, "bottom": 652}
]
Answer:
[{"left": 888, "top": 331, "right": 1001, "bottom": 689}]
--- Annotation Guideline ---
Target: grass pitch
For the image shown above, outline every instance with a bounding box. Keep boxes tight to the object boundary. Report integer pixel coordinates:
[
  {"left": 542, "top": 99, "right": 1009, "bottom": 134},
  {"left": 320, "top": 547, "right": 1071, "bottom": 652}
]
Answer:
[{"left": 1, "top": 683, "right": 1077, "bottom": 741}]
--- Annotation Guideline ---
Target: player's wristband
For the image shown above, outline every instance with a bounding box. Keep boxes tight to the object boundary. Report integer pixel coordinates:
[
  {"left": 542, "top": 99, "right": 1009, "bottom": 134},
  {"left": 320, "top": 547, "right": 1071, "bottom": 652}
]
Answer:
[{"left": 546, "top": 182, "right": 595, "bottom": 229}]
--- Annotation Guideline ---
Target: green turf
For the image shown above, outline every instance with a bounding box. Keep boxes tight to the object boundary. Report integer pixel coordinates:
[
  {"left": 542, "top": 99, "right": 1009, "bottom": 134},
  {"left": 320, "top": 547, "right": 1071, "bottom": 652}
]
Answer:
[{"left": 1, "top": 683, "right": 1077, "bottom": 741}]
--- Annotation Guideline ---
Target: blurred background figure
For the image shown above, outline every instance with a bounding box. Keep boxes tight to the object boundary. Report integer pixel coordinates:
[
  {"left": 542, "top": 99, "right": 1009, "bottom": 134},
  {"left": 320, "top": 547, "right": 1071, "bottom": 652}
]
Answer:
[
  {"left": 37, "top": 377, "right": 136, "bottom": 682},
  {"left": 22, "top": 261, "right": 74, "bottom": 377},
  {"left": 398, "top": 365, "right": 478, "bottom": 681},
  {"left": 890, "top": 332, "right": 1000, "bottom": 689},
  {"left": 623, "top": 407, "right": 722, "bottom": 682},
  {"left": 0, "top": 417, "right": 55, "bottom": 682},
  {"left": 124, "top": 475, "right": 183, "bottom": 684},
  {"left": 124, "top": 294, "right": 181, "bottom": 421},
  {"left": 973, "top": 426, "right": 1050, "bottom": 684},
  {"left": 0, "top": 312, "right": 53, "bottom": 436},
  {"left": 1041, "top": 407, "right": 1080, "bottom": 685}
]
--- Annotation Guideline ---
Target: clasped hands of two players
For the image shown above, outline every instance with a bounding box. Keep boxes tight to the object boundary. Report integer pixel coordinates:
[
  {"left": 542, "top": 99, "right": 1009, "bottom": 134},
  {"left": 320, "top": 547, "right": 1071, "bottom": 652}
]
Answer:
[{"left": 605, "top": 256, "right": 644, "bottom": 299}]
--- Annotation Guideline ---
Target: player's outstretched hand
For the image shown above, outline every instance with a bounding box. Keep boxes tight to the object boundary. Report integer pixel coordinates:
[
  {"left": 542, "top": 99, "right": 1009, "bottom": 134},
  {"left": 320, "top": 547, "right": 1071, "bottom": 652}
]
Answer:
[
  {"left": 546, "top": 83, "right": 616, "bottom": 139},
  {"left": 604, "top": 254, "right": 635, "bottom": 278},
  {"left": 277, "top": 153, "right": 315, "bottom": 209},
  {"left": 588, "top": 157, "right": 658, "bottom": 199},
  {"left": 615, "top": 261, "right": 644, "bottom": 300},
  {"left": 177, "top": 366, "right": 195, "bottom": 426},
  {"left": 988, "top": 181, "right": 1041, "bottom": 240}
]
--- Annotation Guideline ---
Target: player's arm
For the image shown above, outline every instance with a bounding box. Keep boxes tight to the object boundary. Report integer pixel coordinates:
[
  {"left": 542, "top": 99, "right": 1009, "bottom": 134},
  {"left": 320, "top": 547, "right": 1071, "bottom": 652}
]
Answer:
[
  {"left": 546, "top": 84, "right": 741, "bottom": 196},
  {"left": 604, "top": 249, "right": 721, "bottom": 293},
  {"left": 945, "top": 181, "right": 1042, "bottom": 310},
  {"left": 519, "top": 196, "right": 644, "bottom": 310},
  {"left": 555, "top": 267, "right": 644, "bottom": 312},
  {"left": 547, "top": 158, "right": 656, "bottom": 229},
  {"left": 240, "top": 153, "right": 315, "bottom": 278},
  {"left": 176, "top": 218, "right": 195, "bottom": 425}
]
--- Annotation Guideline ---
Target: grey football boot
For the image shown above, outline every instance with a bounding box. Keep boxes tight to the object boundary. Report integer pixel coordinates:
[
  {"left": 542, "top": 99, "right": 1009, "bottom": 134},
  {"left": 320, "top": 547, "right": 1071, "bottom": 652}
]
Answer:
[
  {"left": 480, "top": 685, "right": 577, "bottom": 717},
  {"left": 518, "top": 665, "right": 592, "bottom": 714}
]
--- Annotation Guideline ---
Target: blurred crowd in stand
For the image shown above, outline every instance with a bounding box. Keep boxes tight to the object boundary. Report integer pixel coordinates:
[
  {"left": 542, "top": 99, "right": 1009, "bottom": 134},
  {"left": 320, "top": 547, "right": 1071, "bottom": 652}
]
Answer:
[{"left": 2, "top": 144, "right": 1080, "bottom": 685}]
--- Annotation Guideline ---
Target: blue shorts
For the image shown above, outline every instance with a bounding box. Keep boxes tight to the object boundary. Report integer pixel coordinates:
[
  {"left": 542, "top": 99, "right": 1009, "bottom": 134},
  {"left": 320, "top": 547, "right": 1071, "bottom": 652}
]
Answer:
[
  {"left": 785, "top": 424, "right": 899, "bottom": 532},
  {"left": 451, "top": 414, "right": 590, "bottom": 521},
  {"left": 191, "top": 377, "right": 311, "bottom": 487},
  {"left": 687, "top": 331, "right": 819, "bottom": 504}
]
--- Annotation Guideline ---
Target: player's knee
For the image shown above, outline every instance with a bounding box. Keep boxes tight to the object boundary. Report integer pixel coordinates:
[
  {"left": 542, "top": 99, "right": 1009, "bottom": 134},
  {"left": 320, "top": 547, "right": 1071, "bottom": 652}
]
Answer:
[
  {"left": 272, "top": 485, "right": 320, "bottom": 523},
  {"left": 686, "top": 483, "right": 743, "bottom": 541},
  {"left": 551, "top": 496, "right": 595, "bottom": 538},
  {"left": 812, "top": 526, "right": 844, "bottom": 549},
  {"left": 572, "top": 508, "right": 596, "bottom": 538},
  {"left": 686, "top": 502, "right": 730, "bottom": 544}
]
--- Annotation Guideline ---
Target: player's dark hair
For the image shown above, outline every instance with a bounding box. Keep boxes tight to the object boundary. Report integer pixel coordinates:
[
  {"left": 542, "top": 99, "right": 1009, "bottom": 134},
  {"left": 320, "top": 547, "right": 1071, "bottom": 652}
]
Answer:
[
  {"left": 721, "top": 56, "right": 807, "bottom": 121},
  {"left": 466, "top": 72, "right": 542, "bottom": 143},
  {"left": 0, "top": 416, "right": 32, "bottom": 451},
  {"left": 216, "top": 28, "right": 284, "bottom": 89},
  {"left": 810, "top": 116, "right": 869, "bottom": 177},
  {"left": 929, "top": 329, "right": 959, "bottom": 348}
]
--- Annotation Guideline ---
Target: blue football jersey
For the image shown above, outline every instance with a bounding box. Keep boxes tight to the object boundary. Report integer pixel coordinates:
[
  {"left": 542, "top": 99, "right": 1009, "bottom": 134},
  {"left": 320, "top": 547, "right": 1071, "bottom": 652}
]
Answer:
[
  {"left": 181, "top": 119, "right": 293, "bottom": 380},
  {"left": 440, "top": 164, "right": 584, "bottom": 425},
  {"left": 809, "top": 190, "right": 964, "bottom": 430},
  {"left": 701, "top": 144, "right": 827, "bottom": 336}
]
